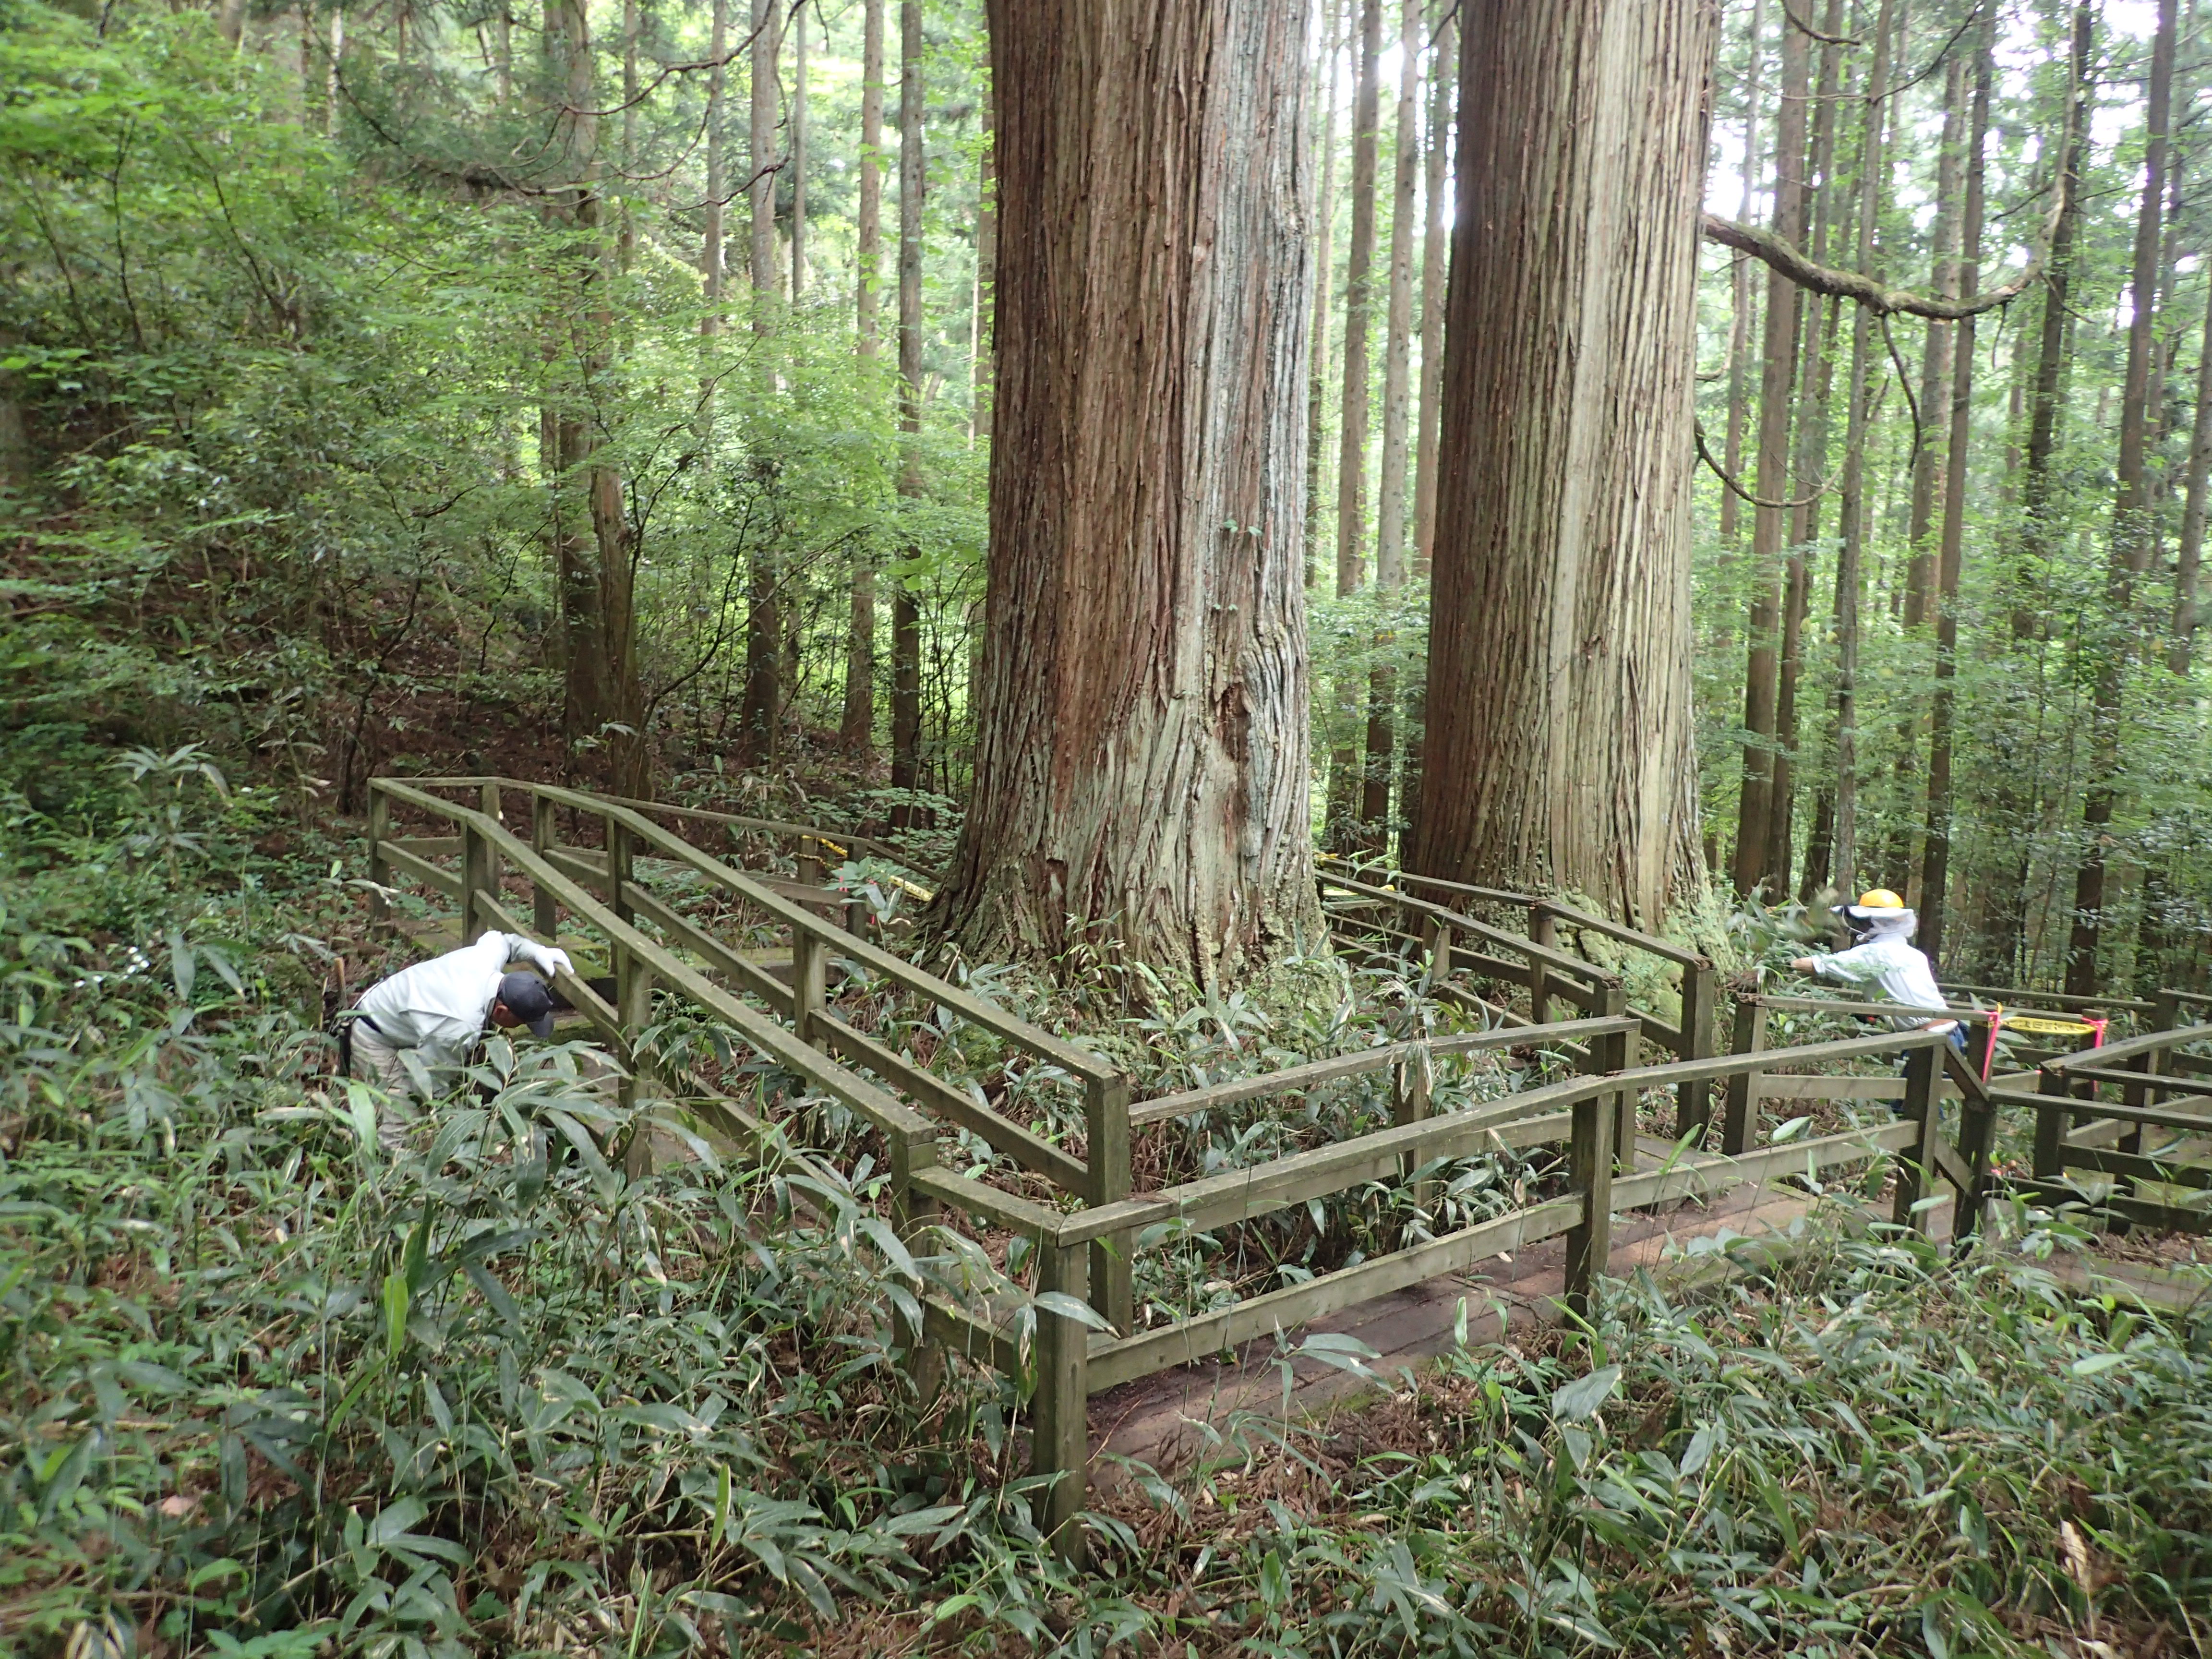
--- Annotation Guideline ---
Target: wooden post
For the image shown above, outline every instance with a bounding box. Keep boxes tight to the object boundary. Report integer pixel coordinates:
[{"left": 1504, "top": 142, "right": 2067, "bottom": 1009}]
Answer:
[
  {"left": 2032, "top": 1065, "right": 2070, "bottom": 1182},
  {"left": 1720, "top": 998, "right": 1768, "bottom": 1155},
  {"left": 1084, "top": 1073, "right": 1132, "bottom": 1332},
  {"left": 891, "top": 1127, "right": 943, "bottom": 1393},
  {"left": 367, "top": 786, "right": 392, "bottom": 932},
  {"left": 1527, "top": 903, "right": 1556, "bottom": 1025},
  {"left": 1676, "top": 958, "right": 1717, "bottom": 1144},
  {"left": 461, "top": 823, "right": 492, "bottom": 944},
  {"left": 1955, "top": 1068, "right": 1998, "bottom": 1247},
  {"left": 1599, "top": 983, "right": 1637, "bottom": 1172},
  {"left": 1892, "top": 1042, "right": 1939, "bottom": 1233},
  {"left": 2119, "top": 1049, "right": 2152, "bottom": 1157},
  {"left": 479, "top": 780, "right": 504, "bottom": 911},
  {"left": 617, "top": 957, "right": 654, "bottom": 1112},
  {"left": 790, "top": 924, "right": 827, "bottom": 1049},
  {"left": 2153, "top": 989, "right": 2181, "bottom": 1034},
  {"left": 1032, "top": 1235, "right": 1090, "bottom": 1565},
  {"left": 1564, "top": 1082, "right": 1614, "bottom": 1323},
  {"left": 1423, "top": 916, "right": 1455, "bottom": 984},
  {"left": 796, "top": 834, "right": 825, "bottom": 888},
  {"left": 531, "top": 792, "right": 559, "bottom": 939},
  {"left": 604, "top": 813, "right": 635, "bottom": 923},
  {"left": 1394, "top": 1043, "right": 1434, "bottom": 1217}
]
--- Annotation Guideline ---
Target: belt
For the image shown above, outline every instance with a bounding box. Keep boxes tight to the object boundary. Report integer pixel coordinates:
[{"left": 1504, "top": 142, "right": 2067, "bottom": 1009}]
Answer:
[{"left": 351, "top": 1012, "right": 385, "bottom": 1036}]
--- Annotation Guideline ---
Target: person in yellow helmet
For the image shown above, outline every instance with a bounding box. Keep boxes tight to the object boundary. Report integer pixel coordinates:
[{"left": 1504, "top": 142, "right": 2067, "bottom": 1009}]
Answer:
[{"left": 1790, "top": 888, "right": 1963, "bottom": 1047}]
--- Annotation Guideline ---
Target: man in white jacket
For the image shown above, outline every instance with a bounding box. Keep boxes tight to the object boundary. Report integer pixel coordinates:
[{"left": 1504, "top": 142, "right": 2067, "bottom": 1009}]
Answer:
[
  {"left": 1790, "top": 889, "right": 1962, "bottom": 1048},
  {"left": 346, "top": 930, "right": 575, "bottom": 1099}
]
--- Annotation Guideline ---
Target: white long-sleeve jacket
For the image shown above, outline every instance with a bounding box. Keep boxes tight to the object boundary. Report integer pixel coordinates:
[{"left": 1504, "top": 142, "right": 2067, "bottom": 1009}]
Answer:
[
  {"left": 354, "top": 932, "right": 572, "bottom": 1069},
  {"left": 1804, "top": 913, "right": 1955, "bottom": 1031}
]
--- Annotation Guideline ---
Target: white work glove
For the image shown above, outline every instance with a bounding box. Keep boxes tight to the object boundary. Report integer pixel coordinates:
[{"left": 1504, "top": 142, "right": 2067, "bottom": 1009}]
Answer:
[{"left": 539, "top": 946, "right": 574, "bottom": 979}]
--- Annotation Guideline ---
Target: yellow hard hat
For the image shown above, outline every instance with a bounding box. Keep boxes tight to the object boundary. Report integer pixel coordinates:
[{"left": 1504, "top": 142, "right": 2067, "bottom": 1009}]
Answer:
[{"left": 1856, "top": 888, "right": 1905, "bottom": 910}]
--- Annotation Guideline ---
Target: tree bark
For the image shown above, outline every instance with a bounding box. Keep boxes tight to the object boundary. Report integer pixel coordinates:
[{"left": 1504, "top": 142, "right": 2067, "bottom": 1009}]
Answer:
[
  {"left": 1918, "top": 15, "right": 1993, "bottom": 969},
  {"left": 1326, "top": 0, "right": 1383, "bottom": 840},
  {"left": 749, "top": 0, "right": 782, "bottom": 309},
  {"left": 1360, "top": 0, "right": 1421, "bottom": 843},
  {"left": 1402, "top": 0, "right": 1455, "bottom": 857},
  {"left": 1411, "top": 0, "right": 1456, "bottom": 577},
  {"left": 1902, "top": 54, "right": 1965, "bottom": 631},
  {"left": 842, "top": 0, "right": 886, "bottom": 755},
  {"left": 934, "top": 0, "right": 1320, "bottom": 985},
  {"left": 971, "top": 44, "right": 995, "bottom": 445},
  {"left": 856, "top": 0, "right": 885, "bottom": 355},
  {"left": 1827, "top": 0, "right": 1896, "bottom": 901},
  {"left": 1304, "top": 0, "right": 1344, "bottom": 590},
  {"left": 2170, "top": 286, "right": 2212, "bottom": 673},
  {"left": 791, "top": 0, "right": 809, "bottom": 299},
  {"left": 1984, "top": 1, "right": 2090, "bottom": 982},
  {"left": 1729, "top": 11, "right": 1810, "bottom": 896},
  {"left": 703, "top": 0, "right": 728, "bottom": 332},
  {"left": 1719, "top": 0, "right": 1766, "bottom": 549},
  {"left": 1410, "top": 0, "right": 1715, "bottom": 926},
  {"left": 1787, "top": 0, "right": 1846, "bottom": 902},
  {"left": 2067, "top": 0, "right": 2176, "bottom": 997},
  {"left": 737, "top": 0, "right": 785, "bottom": 765},
  {"left": 890, "top": 0, "right": 925, "bottom": 822},
  {"left": 546, "top": 0, "right": 645, "bottom": 797}
]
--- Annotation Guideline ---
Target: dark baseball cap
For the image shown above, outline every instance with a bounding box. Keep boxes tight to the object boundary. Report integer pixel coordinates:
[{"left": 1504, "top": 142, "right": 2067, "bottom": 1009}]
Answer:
[{"left": 498, "top": 971, "right": 558, "bottom": 1039}]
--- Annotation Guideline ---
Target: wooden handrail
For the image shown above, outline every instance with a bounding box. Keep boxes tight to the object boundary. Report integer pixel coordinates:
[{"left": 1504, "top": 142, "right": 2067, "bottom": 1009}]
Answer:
[
  {"left": 2044, "top": 1022, "right": 2212, "bottom": 1070},
  {"left": 371, "top": 780, "right": 938, "bottom": 1147},
  {"left": 1127, "top": 1014, "right": 1639, "bottom": 1125},
  {"left": 1319, "top": 869, "right": 1619, "bottom": 986},
  {"left": 513, "top": 778, "right": 1119, "bottom": 1085}
]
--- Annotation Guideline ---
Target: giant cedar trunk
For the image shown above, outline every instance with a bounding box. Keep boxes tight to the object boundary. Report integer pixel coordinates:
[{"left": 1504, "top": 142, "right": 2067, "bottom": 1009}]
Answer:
[
  {"left": 934, "top": 0, "right": 1318, "bottom": 985},
  {"left": 1410, "top": 0, "right": 1713, "bottom": 926}
]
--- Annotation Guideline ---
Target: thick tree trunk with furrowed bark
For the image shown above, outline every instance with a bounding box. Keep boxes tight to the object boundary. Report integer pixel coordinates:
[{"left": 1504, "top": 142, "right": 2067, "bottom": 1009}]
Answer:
[
  {"left": 1410, "top": 0, "right": 1713, "bottom": 927},
  {"left": 933, "top": 0, "right": 1319, "bottom": 986}
]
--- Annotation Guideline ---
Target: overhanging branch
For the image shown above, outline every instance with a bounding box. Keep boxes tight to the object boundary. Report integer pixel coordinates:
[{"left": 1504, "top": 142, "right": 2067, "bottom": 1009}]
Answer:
[{"left": 1702, "top": 165, "right": 2068, "bottom": 320}]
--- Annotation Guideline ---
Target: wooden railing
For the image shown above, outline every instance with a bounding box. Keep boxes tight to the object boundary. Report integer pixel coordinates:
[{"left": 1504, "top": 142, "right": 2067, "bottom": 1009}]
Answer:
[
  {"left": 369, "top": 775, "right": 1139, "bottom": 1325},
  {"left": 1316, "top": 861, "right": 1720, "bottom": 1151},
  {"left": 361, "top": 781, "right": 2014, "bottom": 1565},
  {"left": 1984, "top": 1022, "right": 2212, "bottom": 1235},
  {"left": 917, "top": 1023, "right": 1981, "bottom": 1558}
]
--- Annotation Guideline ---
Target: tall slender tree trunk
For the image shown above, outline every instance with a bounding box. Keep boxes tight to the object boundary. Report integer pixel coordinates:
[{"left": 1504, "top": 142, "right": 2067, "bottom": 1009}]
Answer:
[
  {"left": 1402, "top": 0, "right": 1455, "bottom": 859},
  {"left": 1360, "top": 0, "right": 1420, "bottom": 844},
  {"left": 1327, "top": 0, "right": 1383, "bottom": 840},
  {"left": 1828, "top": 0, "right": 1896, "bottom": 900},
  {"left": 1730, "top": 12, "right": 1810, "bottom": 896},
  {"left": 1919, "top": 16, "right": 1993, "bottom": 968},
  {"left": 703, "top": 0, "right": 728, "bottom": 334},
  {"left": 791, "top": 0, "right": 809, "bottom": 298},
  {"left": 842, "top": 0, "right": 887, "bottom": 755},
  {"left": 1903, "top": 56, "right": 1965, "bottom": 631},
  {"left": 2171, "top": 289, "right": 2212, "bottom": 672},
  {"left": 890, "top": 0, "right": 925, "bottom": 824},
  {"left": 935, "top": 0, "right": 1319, "bottom": 984},
  {"left": 1887, "top": 47, "right": 1968, "bottom": 908},
  {"left": 1986, "top": 2, "right": 2090, "bottom": 980},
  {"left": 749, "top": 0, "right": 782, "bottom": 307},
  {"left": 1411, "top": 0, "right": 1715, "bottom": 926},
  {"left": 2067, "top": 0, "right": 2176, "bottom": 996},
  {"left": 738, "top": 0, "right": 785, "bottom": 766},
  {"left": 1304, "top": 0, "right": 1344, "bottom": 590},
  {"left": 1791, "top": 0, "right": 1847, "bottom": 903},
  {"left": 1719, "top": 0, "right": 1766, "bottom": 549},
  {"left": 546, "top": 0, "right": 644, "bottom": 797},
  {"left": 1411, "top": 0, "right": 1455, "bottom": 576},
  {"left": 971, "top": 49, "right": 995, "bottom": 445}
]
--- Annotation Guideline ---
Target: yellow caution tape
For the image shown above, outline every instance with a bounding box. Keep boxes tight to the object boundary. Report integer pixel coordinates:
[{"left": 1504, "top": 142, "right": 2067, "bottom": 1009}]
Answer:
[{"left": 2001, "top": 1015, "right": 2101, "bottom": 1037}]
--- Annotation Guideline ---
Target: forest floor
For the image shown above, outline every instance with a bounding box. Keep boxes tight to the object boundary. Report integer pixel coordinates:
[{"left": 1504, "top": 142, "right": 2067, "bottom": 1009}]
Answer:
[{"left": 8, "top": 751, "right": 2212, "bottom": 1659}]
